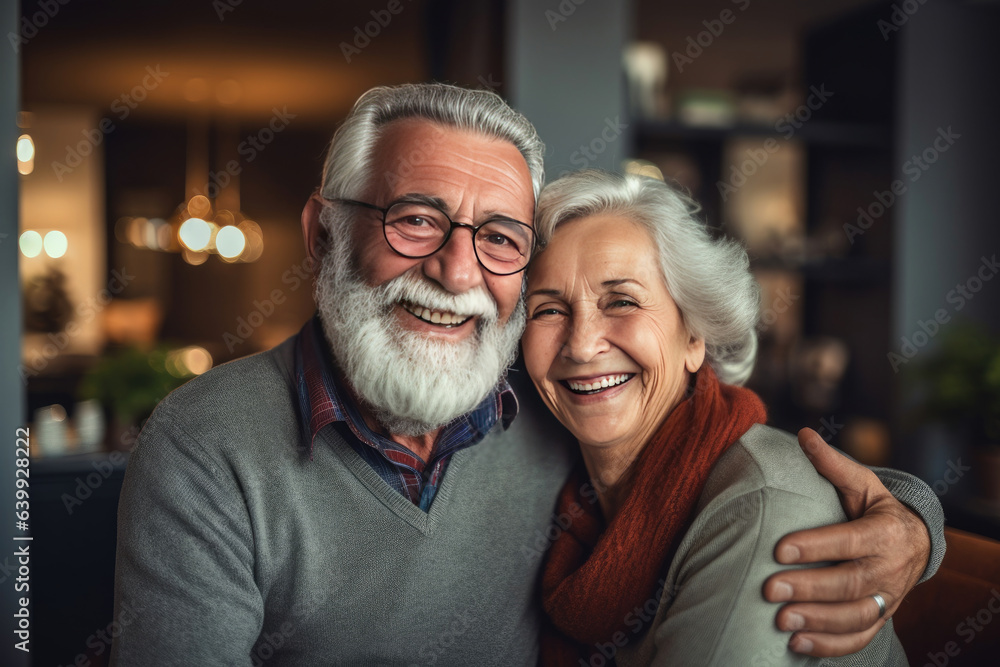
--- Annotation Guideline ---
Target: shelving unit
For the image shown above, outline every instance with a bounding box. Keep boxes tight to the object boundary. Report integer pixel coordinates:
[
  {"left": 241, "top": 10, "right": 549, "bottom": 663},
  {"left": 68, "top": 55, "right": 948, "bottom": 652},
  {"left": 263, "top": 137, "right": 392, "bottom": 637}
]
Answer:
[{"left": 630, "top": 3, "right": 899, "bottom": 451}]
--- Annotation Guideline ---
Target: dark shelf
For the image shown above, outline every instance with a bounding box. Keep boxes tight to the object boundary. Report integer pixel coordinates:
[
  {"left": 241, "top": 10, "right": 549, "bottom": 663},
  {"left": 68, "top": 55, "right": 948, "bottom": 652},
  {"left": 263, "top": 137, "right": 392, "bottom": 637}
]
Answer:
[
  {"left": 751, "top": 256, "right": 891, "bottom": 285},
  {"left": 636, "top": 118, "right": 889, "bottom": 149}
]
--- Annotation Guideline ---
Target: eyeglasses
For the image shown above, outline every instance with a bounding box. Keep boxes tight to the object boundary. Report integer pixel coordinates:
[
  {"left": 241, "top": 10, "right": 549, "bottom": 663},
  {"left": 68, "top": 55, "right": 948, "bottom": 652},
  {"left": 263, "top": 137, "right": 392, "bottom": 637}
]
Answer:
[{"left": 333, "top": 197, "right": 536, "bottom": 276}]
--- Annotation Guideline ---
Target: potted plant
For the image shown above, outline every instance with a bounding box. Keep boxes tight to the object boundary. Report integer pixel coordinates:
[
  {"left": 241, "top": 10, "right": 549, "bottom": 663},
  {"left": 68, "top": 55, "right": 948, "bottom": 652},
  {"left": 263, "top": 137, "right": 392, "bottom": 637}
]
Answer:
[
  {"left": 911, "top": 322, "right": 1000, "bottom": 502},
  {"left": 78, "top": 346, "right": 194, "bottom": 450}
]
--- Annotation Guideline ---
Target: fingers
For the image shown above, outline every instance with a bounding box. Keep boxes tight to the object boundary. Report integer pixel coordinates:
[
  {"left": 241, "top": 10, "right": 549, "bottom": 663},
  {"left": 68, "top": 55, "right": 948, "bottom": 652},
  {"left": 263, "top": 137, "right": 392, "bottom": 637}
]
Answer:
[
  {"left": 774, "top": 515, "right": 888, "bottom": 564},
  {"left": 775, "top": 597, "right": 887, "bottom": 634},
  {"left": 766, "top": 562, "right": 896, "bottom": 658},
  {"left": 788, "top": 619, "right": 886, "bottom": 658},
  {"left": 764, "top": 561, "right": 880, "bottom": 604},
  {"left": 797, "top": 428, "right": 884, "bottom": 514}
]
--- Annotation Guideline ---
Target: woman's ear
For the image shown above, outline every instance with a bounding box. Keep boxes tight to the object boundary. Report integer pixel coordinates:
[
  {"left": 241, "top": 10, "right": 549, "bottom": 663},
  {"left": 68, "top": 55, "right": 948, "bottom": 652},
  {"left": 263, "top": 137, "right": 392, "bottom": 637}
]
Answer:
[
  {"left": 685, "top": 336, "right": 706, "bottom": 373},
  {"left": 300, "top": 193, "right": 330, "bottom": 261}
]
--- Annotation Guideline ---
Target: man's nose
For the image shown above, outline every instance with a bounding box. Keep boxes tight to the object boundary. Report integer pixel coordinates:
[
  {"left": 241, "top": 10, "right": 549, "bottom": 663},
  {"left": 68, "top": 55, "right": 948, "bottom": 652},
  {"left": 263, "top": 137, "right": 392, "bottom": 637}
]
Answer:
[{"left": 421, "top": 225, "right": 485, "bottom": 295}]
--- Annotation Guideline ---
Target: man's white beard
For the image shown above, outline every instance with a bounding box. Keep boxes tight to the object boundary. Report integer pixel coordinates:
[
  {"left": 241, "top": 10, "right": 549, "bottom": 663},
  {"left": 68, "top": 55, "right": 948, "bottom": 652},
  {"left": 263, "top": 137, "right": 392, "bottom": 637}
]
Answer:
[{"left": 314, "top": 238, "right": 525, "bottom": 438}]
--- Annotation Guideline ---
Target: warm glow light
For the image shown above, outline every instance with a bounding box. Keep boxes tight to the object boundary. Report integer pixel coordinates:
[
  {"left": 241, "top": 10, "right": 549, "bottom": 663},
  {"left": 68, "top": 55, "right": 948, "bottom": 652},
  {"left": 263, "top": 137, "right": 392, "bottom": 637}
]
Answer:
[
  {"left": 17, "top": 134, "right": 34, "bottom": 175},
  {"left": 16, "top": 134, "right": 34, "bottom": 161},
  {"left": 18, "top": 229, "right": 42, "bottom": 257},
  {"left": 214, "top": 209, "right": 235, "bottom": 227},
  {"left": 238, "top": 219, "right": 264, "bottom": 262},
  {"left": 143, "top": 218, "right": 159, "bottom": 249},
  {"left": 166, "top": 346, "right": 213, "bottom": 377},
  {"left": 181, "top": 346, "right": 213, "bottom": 375},
  {"left": 127, "top": 217, "right": 146, "bottom": 247},
  {"left": 43, "top": 230, "right": 68, "bottom": 258},
  {"left": 153, "top": 219, "right": 172, "bottom": 250},
  {"left": 114, "top": 217, "right": 131, "bottom": 243},
  {"left": 187, "top": 195, "right": 212, "bottom": 219},
  {"left": 179, "top": 217, "right": 211, "bottom": 251},
  {"left": 19, "top": 231, "right": 43, "bottom": 258},
  {"left": 182, "top": 248, "right": 208, "bottom": 265},
  {"left": 623, "top": 159, "right": 664, "bottom": 181},
  {"left": 216, "top": 225, "right": 246, "bottom": 259}
]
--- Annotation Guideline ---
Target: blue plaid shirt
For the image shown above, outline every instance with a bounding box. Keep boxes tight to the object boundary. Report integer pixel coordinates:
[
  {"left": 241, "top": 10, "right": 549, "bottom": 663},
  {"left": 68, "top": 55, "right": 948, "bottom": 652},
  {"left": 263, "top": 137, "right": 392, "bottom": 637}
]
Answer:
[{"left": 294, "top": 315, "right": 517, "bottom": 511}]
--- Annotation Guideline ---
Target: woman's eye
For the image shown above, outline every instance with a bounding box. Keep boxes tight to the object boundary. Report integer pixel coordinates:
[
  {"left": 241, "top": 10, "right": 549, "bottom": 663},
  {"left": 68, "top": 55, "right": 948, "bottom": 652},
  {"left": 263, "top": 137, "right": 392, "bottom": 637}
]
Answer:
[
  {"left": 530, "top": 307, "right": 564, "bottom": 320},
  {"left": 610, "top": 299, "right": 637, "bottom": 309}
]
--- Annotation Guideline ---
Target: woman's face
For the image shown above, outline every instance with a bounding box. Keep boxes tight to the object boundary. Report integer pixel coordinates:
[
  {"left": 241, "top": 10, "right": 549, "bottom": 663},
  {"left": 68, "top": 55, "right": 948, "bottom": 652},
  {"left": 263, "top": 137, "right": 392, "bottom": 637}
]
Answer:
[{"left": 523, "top": 214, "right": 705, "bottom": 451}]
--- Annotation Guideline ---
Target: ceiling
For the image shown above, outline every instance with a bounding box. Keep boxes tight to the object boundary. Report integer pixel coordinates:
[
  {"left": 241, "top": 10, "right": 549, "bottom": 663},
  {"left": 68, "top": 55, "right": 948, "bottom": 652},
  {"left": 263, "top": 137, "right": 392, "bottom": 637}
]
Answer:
[
  {"left": 20, "top": 0, "right": 906, "bottom": 124},
  {"left": 20, "top": 0, "right": 433, "bottom": 123}
]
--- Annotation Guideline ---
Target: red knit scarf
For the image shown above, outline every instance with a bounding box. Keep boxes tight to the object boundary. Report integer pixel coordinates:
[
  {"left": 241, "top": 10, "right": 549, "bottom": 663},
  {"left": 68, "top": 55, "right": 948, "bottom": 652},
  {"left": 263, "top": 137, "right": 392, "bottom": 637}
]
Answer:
[{"left": 539, "top": 365, "right": 766, "bottom": 666}]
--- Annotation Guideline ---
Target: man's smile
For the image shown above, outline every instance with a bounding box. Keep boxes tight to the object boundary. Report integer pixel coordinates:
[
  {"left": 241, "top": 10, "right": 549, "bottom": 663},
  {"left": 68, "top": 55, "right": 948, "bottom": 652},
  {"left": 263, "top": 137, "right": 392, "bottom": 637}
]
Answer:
[{"left": 400, "top": 300, "right": 474, "bottom": 327}]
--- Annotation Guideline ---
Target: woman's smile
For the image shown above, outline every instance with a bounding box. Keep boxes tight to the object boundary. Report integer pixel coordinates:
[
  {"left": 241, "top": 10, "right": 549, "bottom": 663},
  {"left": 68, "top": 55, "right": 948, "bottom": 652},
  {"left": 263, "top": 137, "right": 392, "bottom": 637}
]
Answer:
[{"left": 560, "top": 373, "right": 636, "bottom": 395}]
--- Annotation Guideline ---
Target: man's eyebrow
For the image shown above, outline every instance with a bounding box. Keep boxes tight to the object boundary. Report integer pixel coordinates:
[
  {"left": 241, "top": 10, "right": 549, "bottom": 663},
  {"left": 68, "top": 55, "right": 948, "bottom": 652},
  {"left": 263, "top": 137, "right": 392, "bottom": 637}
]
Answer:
[
  {"left": 393, "top": 193, "right": 450, "bottom": 210},
  {"left": 479, "top": 209, "right": 529, "bottom": 223},
  {"left": 393, "top": 193, "right": 527, "bottom": 223}
]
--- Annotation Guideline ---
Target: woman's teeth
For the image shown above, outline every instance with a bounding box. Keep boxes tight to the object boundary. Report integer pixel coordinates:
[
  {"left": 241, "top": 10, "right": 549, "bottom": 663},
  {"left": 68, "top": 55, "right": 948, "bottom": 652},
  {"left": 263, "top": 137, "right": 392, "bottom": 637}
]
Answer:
[
  {"left": 402, "top": 302, "right": 471, "bottom": 327},
  {"left": 565, "top": 374, "right": 634, "bottom": 394}
]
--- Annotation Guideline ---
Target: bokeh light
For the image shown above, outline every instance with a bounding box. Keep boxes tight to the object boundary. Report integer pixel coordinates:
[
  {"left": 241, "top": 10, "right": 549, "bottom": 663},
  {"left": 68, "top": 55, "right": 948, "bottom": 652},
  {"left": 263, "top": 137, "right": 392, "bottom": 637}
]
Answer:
[
  {"left": 623, "top": 159, "right": 664, "bottom": 181},
  {"left": 43, "top": 230, "right": 68, "bottom": 258},
  {"left": 187, "top": 195, "right": 212, "bottom": 219},
  {"left": 179, "top": 217, "right": 211, "bottom": 251},
  {"left": 238, "top": 219, "right": 264, "bottom": 262},
  {"left": 153, "top": 219, "right": 173, "bottom": 250},
  {"left": 181, "top": 346, "right": 213, "bottom": 375},
  {"left": 216, "top": 225, "right": 246, "bottom": 259},
  {"left": 17, "top": 134, "right": 35, "bottom": 176},
  {"left": 165, "top": 346, "right": 213, "bottom": 377},
  {"left": 16, "top": 134, "right": 34, "bottom": 175},
  {"left": 16, "top": 134, "right": 34, "bottom": 162},
  {"left": 19, "top": 230, "right": 43, "bottom": 258},
  {"left": 182, "top": 248, "right": 208, "bottom": 265}
]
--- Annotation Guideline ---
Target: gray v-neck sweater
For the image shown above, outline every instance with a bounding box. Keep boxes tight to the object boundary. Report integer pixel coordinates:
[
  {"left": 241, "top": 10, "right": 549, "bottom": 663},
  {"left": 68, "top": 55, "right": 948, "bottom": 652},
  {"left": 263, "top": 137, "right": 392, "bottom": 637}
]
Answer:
[{"left": 110, "top": 336, "right": 576, "bottom": 666}]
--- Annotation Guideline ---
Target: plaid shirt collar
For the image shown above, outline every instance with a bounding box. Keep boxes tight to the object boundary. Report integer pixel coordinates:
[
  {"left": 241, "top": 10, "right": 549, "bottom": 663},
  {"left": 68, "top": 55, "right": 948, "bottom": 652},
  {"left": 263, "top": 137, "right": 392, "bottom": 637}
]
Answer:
[{"left": 293, "top": 314, "right": 518, "bottom": 464}]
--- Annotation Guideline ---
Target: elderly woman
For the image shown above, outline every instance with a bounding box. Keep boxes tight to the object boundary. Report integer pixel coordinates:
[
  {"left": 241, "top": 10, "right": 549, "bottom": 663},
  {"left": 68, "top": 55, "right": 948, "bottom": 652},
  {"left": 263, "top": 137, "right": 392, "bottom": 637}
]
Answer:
[{"left": 522, "top": 170, "right": 907, "bottom": 666}]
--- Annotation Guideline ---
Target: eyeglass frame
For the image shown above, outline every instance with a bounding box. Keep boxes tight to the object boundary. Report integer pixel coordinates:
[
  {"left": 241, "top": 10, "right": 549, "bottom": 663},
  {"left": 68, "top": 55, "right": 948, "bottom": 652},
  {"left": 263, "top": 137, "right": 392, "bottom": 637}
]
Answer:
[{"left": 329, "top": 196, "right": 537, "bottom": 276}]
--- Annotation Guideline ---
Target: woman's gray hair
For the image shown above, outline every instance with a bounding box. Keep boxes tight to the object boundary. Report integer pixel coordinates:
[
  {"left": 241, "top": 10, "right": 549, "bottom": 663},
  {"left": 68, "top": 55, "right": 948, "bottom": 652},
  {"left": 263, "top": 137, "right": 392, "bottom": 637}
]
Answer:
[
  {"left": 533, "top": 170, "right": 759, "bottom": 386},
  {"left": 320, "top": 82, "right": 545, "bottom": 205}
]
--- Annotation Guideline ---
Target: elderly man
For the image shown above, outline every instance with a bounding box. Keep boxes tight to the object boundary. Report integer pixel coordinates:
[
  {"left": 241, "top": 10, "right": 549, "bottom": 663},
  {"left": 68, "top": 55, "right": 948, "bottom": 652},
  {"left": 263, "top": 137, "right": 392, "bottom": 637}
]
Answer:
[{"left": 111, "top": 83, "right": 942, "bottom": 665}]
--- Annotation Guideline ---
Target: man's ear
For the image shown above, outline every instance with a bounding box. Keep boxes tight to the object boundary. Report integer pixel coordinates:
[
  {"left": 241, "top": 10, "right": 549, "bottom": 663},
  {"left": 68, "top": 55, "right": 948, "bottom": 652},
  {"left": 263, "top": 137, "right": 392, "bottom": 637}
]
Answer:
[{"left": 301, "top": 193, "right": 330, "bottom": 262}]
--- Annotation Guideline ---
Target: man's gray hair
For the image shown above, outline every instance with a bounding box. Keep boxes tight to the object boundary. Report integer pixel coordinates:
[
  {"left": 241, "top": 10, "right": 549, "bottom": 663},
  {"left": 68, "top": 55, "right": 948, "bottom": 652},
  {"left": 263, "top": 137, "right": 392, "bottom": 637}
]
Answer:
[
  {"left": 533, "top": 170, "right": 760, "bottom": 386},
  {"left": 319, "top": 82, "right": 545, "bottom": 206}
]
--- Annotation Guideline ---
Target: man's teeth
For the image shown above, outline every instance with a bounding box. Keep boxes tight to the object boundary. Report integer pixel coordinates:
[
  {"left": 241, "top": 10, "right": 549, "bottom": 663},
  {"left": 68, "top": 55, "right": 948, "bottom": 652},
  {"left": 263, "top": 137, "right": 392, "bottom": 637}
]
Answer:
[
  {"left": 402, "top": 302, "right": 471, "bottom": 326},
  {"left": 566, "top": 374, "right": 633, "bottom": 393}
]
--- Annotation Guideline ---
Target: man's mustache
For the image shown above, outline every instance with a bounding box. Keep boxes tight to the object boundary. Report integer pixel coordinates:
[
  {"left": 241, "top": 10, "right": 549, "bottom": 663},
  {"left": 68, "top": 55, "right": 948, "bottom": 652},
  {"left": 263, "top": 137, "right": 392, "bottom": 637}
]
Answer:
[{"left": 376, "top": 269, "right": 500, "bottom": 323}]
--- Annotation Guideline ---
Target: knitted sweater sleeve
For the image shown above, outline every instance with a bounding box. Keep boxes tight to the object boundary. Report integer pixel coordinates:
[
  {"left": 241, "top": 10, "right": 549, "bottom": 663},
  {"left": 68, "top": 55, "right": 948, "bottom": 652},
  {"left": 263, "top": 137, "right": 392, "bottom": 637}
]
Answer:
[
  {"left": 869, "top": 465, "right": 945, "bottom": 583},
  {"left": 109, "top": 401, "right": 263, "bottom": 666}
]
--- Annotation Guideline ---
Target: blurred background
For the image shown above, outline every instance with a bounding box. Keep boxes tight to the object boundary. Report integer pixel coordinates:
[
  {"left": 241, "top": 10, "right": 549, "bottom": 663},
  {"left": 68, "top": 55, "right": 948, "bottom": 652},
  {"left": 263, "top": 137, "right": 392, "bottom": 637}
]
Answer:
[{"left": 1, "top": 0, "right": 999, "bottom": 664}]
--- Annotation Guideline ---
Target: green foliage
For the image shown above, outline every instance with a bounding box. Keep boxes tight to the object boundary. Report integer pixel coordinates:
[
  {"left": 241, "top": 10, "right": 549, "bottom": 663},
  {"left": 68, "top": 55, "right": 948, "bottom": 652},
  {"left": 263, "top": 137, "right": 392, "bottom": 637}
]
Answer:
[
  {"left": 78, "top": 346, "right": 191, "bottom": 427},
  {"left": 912, "top": 322, "right": 1000, "bottom": 444}
]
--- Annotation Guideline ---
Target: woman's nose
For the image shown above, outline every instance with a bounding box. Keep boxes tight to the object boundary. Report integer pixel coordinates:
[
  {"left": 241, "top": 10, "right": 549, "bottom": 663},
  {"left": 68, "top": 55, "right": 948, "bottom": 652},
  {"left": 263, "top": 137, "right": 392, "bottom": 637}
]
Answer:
[{"left": 561, "top": 311, "right": 609, "bottom": 364}]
